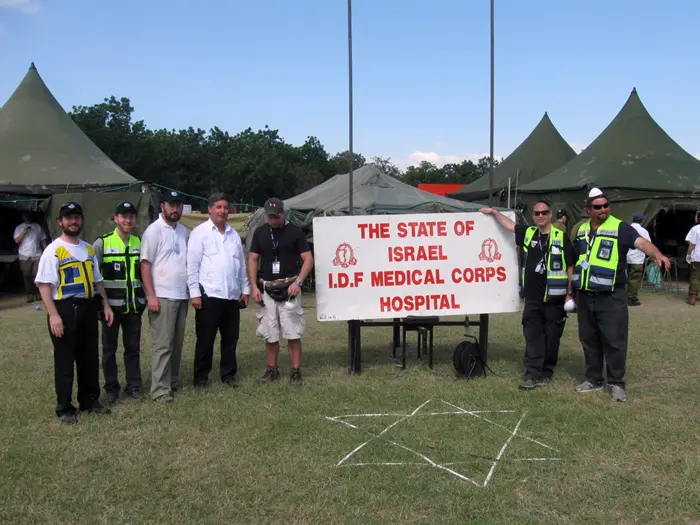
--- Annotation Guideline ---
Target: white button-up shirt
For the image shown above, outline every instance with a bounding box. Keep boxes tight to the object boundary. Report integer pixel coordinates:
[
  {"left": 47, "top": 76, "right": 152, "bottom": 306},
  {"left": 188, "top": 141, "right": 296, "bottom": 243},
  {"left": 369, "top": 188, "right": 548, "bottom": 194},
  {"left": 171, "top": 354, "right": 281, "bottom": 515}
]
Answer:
[
  {"left": 187, "top": 218, "right": 250, "bottom": 300},
  {"left": 140, "top": 216, "right": 189, "bottom": 300}
]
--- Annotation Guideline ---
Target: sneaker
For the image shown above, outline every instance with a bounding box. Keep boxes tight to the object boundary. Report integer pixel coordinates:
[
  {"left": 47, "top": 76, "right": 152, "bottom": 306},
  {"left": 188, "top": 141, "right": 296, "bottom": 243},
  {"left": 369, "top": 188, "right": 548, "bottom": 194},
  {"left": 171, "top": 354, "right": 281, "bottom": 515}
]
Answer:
[
  {"left": 519, "top": 378, "right": 538, "bottom": 390},
  {"left": 575, "top": 380, "right": 604, "bottom": 393},
  {"left": 609, "top": 384, "right": 627, "bottom": 403},
  {"left": 59, "top": 413, "right": 78, "bottom": 425},
  {"left": 104, "top": 392, "right": 120, "bottom": 406},
  {"left": 536, "top": 377, "right": 551, "bottom": 387},
  {"left": 290, "top": 368, "right": 303, "bottom": 387},
  {"left": 154, "top": 395, "right": 174, "bottom": 405},
  {"left": 257, "top": 367, "right": 280, "bottom": 385}
]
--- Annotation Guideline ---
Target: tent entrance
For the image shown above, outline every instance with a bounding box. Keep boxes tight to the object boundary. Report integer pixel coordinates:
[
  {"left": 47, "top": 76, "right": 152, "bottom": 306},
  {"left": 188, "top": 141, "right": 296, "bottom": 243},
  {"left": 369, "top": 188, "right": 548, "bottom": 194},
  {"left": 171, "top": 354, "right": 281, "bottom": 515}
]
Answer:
[{"left": 650, "top": 207, "right": 696, "bottom": 281}]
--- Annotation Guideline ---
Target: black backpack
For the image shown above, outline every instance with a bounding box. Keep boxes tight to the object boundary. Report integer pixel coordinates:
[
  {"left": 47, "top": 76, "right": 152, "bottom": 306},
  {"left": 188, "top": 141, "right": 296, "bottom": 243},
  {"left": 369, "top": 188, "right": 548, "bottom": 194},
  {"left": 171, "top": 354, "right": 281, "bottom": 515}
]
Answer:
[{"left": 453, "top": 335, "right": 486, "bottom": 379}]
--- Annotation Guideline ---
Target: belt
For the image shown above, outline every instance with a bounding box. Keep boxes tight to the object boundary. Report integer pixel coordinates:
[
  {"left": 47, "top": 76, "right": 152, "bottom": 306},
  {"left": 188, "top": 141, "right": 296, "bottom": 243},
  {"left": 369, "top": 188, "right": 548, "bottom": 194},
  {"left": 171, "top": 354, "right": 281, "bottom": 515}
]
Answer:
[{"left": 260, "top": 277, "right": 295, "bottom": 287}]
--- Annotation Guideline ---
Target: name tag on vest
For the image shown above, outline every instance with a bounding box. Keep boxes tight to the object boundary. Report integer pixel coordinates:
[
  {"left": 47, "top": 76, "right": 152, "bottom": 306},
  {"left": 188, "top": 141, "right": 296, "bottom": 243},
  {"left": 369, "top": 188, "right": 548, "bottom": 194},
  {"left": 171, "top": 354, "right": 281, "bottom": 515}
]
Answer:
[{"left": 114, "top": 262, "right": 121, "bottom": 271}]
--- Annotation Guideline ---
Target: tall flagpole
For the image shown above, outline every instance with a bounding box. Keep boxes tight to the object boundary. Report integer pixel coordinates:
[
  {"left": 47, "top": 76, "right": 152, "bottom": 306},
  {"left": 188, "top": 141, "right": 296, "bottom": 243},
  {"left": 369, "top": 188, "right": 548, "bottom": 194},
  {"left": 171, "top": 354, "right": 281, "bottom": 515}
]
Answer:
[{"left": 488, "top": 0, "right": 495, "bottom": 207}]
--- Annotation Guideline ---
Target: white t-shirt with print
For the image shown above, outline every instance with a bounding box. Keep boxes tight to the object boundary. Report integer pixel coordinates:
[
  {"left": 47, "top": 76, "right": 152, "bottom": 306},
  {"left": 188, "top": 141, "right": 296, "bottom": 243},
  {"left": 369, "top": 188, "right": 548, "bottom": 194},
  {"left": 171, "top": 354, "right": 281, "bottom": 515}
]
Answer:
[
  {"left": 35, "top": 238, "right": 103, "bottom": 300},
  {"left": 13, "top": 222, "right": 47, "bottom": 260},
  {"left": 140, "top": 216, "right": 189, "bottom": 300},
  {"left": 685, "top": 224, "right": 700, "bottom": 262}
]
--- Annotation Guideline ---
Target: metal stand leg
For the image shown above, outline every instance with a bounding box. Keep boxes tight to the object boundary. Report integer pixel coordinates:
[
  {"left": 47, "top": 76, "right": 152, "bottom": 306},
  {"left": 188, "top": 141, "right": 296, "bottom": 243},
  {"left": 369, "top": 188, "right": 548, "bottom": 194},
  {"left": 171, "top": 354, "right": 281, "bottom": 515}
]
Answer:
[
  {"left": 479, "top": 314, "right": 489, "bottom": 363},
  {"left": 428, "top": 328, "right": 434, "bottom": 369},
  {"left": 392, "top": 318, "right": 400, "bottom": 358},
  {"left": 348, "top": 320, "right": 362, "bottom": 375}
]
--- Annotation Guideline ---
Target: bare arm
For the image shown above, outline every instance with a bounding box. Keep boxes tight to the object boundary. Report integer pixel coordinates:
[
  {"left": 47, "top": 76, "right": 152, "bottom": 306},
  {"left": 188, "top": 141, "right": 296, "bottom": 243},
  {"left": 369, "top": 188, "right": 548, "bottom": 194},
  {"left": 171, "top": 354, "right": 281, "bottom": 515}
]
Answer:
[
  {"left": 688, "top": 243, "right": 695, "bottom": 262},
  {"left": 479, "top": 208, "right": 516, "bottom": 233},
  {"left": 297, "top": 251, "right": 314, "bottom": 282},
  {"left": 38, "top": 283, "right": 64, "bottom": 338},
  {"left": 140, "top": 260, "right": 160, "bottom": 312},
  {"left": 248, "top": 252, "right": 262, "bottom": 302}
]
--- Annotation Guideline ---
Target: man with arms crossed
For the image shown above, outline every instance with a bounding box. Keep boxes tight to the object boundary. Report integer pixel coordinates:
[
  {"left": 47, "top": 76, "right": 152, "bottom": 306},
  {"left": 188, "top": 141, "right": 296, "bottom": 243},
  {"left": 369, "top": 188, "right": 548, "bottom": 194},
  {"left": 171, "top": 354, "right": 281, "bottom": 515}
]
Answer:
[
  {"left": 481, "top": 201, "right": 575, "bottom": 389},
  {"left": 571, "top": 188, "right": 669, "bottom": 402},
  {"left": 248, "top": 198, "right": 313, "bottom": 386},
  {"left": 93, "top": 201, "right": 146, "bottom": 404},
  {"left": 14, "top": 211, "right": 48, "bottom": 302},
  {"left": 35, "top": 202, "right": 114, "bottom": 425},
  {"left": 187, "top": 193, "right": 250, "bottom": 391},
  {"left": 140, "top": 191, "right": 189, "bottom": 404}
]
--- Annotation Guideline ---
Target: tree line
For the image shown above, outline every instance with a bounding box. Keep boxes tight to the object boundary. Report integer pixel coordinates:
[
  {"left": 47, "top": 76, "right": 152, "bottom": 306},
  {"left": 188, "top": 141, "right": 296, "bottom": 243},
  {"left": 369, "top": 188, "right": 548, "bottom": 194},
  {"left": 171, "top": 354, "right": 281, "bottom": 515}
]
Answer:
[{"left": 70, "top": 96, "right": 498, "bottom": 207}]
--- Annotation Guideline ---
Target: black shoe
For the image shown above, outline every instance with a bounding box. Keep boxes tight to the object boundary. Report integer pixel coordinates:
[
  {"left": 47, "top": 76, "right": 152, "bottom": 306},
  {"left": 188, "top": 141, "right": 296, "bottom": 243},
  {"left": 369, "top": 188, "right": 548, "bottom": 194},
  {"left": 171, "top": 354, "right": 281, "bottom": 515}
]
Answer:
[
  {"left": 223, "top": 378, "right": 240, "bottom": 388},
  {"left": 194, "top": 383, "right": 207, "bottom": 393},
  {"left": 257, "top": 367, "right": 280, "bottom": 385},
  {"left": 59, "top": 413, "right": 78, "bottom": 425},
  {"left": 80, "top": 403, "right": 111, "bottom": 415},
  {"left": 124, "top": 390, "right": 141, "bottom": 400},
  {"left": 104, "top": 392, "right": 119, "bottom": 406},
  {"left": 628, "top": 298, "right": 641, "bottom": 306},
  {"left": 290, "top": 368, "right": 303, "bottom": 387},
  {"left": 519, "top": 378, "right": 538, "bottom": 390}
]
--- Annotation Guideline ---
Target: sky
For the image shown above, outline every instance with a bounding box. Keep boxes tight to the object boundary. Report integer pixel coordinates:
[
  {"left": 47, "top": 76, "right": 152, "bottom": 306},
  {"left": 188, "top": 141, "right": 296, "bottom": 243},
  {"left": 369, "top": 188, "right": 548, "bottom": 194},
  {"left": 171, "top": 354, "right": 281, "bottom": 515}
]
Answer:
[{"left": 1, "top": 0, "right": 699, "bottom": 169}]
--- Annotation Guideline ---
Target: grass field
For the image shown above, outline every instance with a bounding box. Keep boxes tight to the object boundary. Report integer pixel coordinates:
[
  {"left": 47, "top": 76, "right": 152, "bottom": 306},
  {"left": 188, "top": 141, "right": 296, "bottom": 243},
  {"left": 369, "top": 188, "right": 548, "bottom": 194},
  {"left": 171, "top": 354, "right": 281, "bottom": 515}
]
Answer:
[{"left": 1, "top": 292, "right": 699, "bottom": 524}]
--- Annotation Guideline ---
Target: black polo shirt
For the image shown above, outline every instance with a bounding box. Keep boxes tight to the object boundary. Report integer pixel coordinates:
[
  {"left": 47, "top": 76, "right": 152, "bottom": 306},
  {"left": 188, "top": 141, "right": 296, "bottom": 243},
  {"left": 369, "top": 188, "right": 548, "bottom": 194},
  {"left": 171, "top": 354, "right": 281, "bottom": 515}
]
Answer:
[{"left": 250, "top": 222, "right": 310, "bottom": 281}]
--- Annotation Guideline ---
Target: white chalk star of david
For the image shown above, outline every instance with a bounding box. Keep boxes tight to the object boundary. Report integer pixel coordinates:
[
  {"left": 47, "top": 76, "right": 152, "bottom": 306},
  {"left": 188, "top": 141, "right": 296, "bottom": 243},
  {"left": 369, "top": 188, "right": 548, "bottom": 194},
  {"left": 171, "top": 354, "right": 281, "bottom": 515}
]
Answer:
[{"left": 326, "top": 399, "right": 559, "bottom": 487}]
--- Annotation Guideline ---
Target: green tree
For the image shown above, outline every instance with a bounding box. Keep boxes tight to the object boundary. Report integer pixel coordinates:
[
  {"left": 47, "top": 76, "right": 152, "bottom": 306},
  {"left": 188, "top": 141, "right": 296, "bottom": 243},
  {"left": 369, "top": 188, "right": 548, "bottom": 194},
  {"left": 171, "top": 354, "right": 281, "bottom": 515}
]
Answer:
[
  {"left": 329, "top": 150, "right": 366, "bottom": 177},
  {"left": 369, "top": 156, "right": 402, "bottom": 178}
]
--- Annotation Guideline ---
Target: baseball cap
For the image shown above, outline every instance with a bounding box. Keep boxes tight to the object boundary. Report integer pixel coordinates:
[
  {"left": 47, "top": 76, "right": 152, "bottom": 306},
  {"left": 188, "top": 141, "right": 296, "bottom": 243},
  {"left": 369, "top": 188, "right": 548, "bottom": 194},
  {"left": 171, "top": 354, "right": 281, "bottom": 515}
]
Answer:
[
  {"left": 58, "top": 202, "right": 83, "bottom": 218},
  {"left": 116, "top": 201, "right": 136, "bottom": 215},
  {"left": 632, "top": 212, "right": 645, "bottom": 222},
  {"left": 264, "top": 197, "right": 284, "bottom": 216},
  {"left": 161, "top": 190, "right": 184, "bottom": 204}
]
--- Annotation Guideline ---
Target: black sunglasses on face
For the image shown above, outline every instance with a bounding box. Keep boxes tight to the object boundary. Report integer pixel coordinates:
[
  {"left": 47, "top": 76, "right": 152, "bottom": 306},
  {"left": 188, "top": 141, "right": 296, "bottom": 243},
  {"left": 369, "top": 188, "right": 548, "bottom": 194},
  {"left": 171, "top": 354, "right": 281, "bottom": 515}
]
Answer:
[
  {"left": 533, "top": 210, "right": 551, "bottom": 216},
  {"left": 591, "top": 203, "right": 610, "bottom": 210}
]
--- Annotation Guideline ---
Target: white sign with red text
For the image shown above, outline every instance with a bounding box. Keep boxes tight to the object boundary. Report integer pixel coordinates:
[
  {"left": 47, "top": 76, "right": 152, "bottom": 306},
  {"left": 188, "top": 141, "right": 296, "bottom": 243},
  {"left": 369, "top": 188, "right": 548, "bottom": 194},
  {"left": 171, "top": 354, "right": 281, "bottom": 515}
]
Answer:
[{"left": 312, "top": 212, "right": 520, "bottom": 321}]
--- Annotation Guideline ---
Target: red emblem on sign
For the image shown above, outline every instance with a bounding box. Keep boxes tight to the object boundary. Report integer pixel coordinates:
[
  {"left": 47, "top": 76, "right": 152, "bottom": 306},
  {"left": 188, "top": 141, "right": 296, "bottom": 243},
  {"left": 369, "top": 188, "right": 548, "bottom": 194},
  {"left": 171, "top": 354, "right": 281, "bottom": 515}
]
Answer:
[
  {"left": 478, "top": 238, "right": 502, "bottom": 263},
  {"left": 332, "top": 242, "right": 357, "bottom": 268}
]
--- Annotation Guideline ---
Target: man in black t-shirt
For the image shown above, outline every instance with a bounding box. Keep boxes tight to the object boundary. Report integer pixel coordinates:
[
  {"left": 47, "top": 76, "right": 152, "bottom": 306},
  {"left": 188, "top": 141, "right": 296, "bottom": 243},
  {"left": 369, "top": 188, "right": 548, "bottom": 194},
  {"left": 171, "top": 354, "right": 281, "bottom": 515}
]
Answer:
[
  {"left": 248, "top": 198, "right": 314, "bottom": 386},
  {"left": 481, "top": 201, "right": 575, "bottom": 390}
]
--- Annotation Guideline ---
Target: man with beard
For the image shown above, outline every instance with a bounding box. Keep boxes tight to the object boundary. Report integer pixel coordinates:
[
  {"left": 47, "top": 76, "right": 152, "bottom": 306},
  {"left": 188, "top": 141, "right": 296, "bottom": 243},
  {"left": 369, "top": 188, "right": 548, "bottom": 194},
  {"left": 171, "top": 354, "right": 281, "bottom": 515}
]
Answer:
[
  {"left": 14, "top": 211, "right": 48, "bottom": 302},
  {"left": 93, "top": 201, "right": 147, "bottom": 405},
  {"left": 35, "top": 202, "right": 115, "bottom": 425},
  {"left": 481, "top": 201, "right": 575, "bottom": 389},
  {"left": 571, "top": 188, "right": 670, "bottom": 402},
  {"left": 140, "top": 191, "right": 189, "bottom": 404},
  {"left": 187, "top": 193, "right": 250, "bottom": 391},
  {"left": 248, "top": 198, "right": 313, "bottom": 386}
]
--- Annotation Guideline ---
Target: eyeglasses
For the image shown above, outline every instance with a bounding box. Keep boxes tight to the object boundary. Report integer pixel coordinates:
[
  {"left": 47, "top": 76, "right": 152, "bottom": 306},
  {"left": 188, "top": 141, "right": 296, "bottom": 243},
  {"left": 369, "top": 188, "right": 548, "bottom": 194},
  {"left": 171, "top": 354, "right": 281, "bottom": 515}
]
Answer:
[
  {"left": 532, "top": 210, "right": 551, "bottom": 217},
  {"left": 591, "top": 203, "right": 610, "bottom": 210}
]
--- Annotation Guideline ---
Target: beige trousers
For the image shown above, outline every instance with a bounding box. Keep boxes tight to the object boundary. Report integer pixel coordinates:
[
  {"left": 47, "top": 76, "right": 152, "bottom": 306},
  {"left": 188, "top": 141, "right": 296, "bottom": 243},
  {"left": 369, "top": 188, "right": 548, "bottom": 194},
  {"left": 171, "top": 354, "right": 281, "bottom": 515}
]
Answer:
[{"left": 148, "top": 299, "right": 188, "bottom": 400}]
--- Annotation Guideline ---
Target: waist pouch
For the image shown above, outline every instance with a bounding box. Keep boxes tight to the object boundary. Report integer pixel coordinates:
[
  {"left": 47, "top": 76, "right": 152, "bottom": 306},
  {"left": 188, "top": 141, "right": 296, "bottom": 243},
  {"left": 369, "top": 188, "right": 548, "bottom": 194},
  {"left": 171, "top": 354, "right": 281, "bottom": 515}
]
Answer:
[{"left": 265, "top": 282, "right": 291, "bottom": 302}]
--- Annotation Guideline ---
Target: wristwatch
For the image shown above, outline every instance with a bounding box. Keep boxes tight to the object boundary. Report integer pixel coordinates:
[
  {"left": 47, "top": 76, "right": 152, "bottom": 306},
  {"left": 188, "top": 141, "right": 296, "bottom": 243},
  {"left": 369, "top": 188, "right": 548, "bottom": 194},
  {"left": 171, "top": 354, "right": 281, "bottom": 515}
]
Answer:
[{"left": 296, "top": 280, "right": 304, "bottom": 288}]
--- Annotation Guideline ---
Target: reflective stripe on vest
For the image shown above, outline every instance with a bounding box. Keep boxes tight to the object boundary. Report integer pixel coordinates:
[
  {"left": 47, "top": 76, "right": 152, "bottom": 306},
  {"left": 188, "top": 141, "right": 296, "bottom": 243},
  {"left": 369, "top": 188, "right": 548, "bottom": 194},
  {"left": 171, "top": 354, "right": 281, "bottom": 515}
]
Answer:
[
  {"left": 572, "top": 216, "right": 621, "bottom": 293},
  {"left": 101, "top": 230, "right": 145, "bottom": 314},
  {"left": 56, "top": 244, "right": 96, "bottom": 300},
  {"left": 522, "top": 225, "right": 568, "bottom": 302}
]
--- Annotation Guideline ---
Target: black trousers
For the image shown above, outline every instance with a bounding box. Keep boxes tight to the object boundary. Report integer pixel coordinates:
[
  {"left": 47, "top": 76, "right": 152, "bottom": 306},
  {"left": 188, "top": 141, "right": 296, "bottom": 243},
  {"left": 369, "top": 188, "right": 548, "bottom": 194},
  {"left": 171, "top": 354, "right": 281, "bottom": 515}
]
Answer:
[
  {"left": 577, "top": 288, "right": 629, "bottom": 388},
  {"left": 522, "top": 299, "right": 566, "bottom": 380},
  {"left": 101, "top": 312, "right": 142, "bottom": 395},
  {"left": 49, "top": 299, "right": 101, "bottom": 417},
  {"left": 194, "top": 295, "right": 240, "bottom": 385}
]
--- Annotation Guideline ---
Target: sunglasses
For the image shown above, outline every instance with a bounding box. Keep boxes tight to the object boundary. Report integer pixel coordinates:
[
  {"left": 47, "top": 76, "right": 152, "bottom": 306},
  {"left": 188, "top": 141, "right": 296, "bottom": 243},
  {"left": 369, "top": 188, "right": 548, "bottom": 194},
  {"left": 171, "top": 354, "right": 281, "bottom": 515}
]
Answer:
[
  {"left": 532, "top": 210, "right": 551, "bottom": 217},
  {"left": 591, "top": 203, "right": 610, "bottom": 210}
]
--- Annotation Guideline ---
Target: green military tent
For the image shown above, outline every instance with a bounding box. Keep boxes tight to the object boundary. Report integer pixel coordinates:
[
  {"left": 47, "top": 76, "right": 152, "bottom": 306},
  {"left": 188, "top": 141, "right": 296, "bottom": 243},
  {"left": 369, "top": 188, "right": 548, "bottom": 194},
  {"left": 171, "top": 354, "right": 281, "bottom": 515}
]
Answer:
[
  {"left": 245, "top": 164, "right": 489, "bottom": 249},
  {"left": 0, "top": 63, "right": 152, "bottom": 243},
  {"left": 448, "top": 113, "right": 576, "bottom": 204},
  {"left": 517, "top": 89, "right": 700, "bottom": 225}
]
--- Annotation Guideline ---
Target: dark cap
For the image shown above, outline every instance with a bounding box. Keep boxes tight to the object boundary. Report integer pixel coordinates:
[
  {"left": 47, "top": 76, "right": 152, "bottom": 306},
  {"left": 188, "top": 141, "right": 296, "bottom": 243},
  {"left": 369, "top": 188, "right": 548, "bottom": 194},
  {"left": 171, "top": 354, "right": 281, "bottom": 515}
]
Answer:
[
  {"left": 58, "top": 202, "right": 83, "bottom": 218},
  {"left": 556, "top": 208, "right": 568, "bottom": 219},
  {"left": 161, "top": 190, "right": 184, "bottom": 204},
  {"left": 264, "top": 197, "right": 284, "bottom": 216},
  {"left": 632, "top": 212, "right": 645, "bottom": 222},
  {"left": 116, "top": 201, "right": 137, "bottom": 215}
]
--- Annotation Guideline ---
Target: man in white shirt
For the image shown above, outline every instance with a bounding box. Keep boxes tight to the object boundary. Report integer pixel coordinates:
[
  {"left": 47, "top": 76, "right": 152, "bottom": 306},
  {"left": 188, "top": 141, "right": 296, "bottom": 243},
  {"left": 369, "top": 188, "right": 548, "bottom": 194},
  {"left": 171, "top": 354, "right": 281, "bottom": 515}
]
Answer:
[
  {"left": 35, "top": 202, "right": 114, "bottom": 425},
  {"left": 685, "top": 211, "right": 700, "bottom": 305},
  {"left": 14, "top": 212, "right": 48, "bottom": 302},
  {"left": 140, "top": 191, "right": 189, "bottom": 404},
  {"left": 626, "top": 212, "right": 651, "bottom": 306},
  {"left": 187, "top": 193, "right": 250, "bottom": 391}
]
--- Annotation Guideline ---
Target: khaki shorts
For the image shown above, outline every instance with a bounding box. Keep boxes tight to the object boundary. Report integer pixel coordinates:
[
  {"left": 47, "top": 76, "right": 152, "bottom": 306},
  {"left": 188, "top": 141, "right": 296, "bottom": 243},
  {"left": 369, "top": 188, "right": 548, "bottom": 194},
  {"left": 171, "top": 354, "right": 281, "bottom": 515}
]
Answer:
[{"left": 255, "top": 290, "right": 305, "bottom": 343}]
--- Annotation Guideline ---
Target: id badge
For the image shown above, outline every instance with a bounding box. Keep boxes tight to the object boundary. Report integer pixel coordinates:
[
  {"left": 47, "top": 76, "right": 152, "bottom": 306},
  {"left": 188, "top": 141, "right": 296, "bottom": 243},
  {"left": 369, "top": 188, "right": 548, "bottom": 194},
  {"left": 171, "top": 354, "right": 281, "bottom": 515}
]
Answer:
[
  {"left": 535, "top": 261, "right": 545, "bottom": 274},
  {"left": 272, "top": 261, "right": 281, "bottom": 275},
  {"left": 581, "top": 260, "right": 590, "bottom": 270},
  {"left": 113, "top": 262, "right": 121, "bottom": 271}
]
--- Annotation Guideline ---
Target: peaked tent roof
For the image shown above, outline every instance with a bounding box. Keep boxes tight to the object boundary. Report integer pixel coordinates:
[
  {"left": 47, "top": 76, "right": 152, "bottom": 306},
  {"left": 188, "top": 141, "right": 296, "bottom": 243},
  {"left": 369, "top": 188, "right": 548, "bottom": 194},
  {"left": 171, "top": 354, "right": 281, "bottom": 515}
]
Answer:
[
  {"left": 245, "top": 165, "right": 489, "bottom": 247},
  {"left": 519, "top": 89, "right": 700, "bottom": 194},
  {"left": 449, "top": 113, "right": 576, "bottom": 201},
  {"left": 0, "top": 63, "right": 137, "bottom": 192}
]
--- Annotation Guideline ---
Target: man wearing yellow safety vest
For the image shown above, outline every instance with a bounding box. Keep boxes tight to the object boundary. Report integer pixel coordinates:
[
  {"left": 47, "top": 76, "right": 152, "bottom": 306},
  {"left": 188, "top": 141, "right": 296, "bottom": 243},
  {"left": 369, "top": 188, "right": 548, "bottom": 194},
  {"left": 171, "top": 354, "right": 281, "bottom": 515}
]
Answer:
[
  {"left": 35, "top": 202, "right": 115, "bottom": 425},
  {"left": 93, "top": 201, "right": 146, "bottom": 405},
  {"left": 571, "top": 188, "right": 670, "bottom": 402},
  {"left": 481, "top": 201, "right": 575, "bottom": 390}
]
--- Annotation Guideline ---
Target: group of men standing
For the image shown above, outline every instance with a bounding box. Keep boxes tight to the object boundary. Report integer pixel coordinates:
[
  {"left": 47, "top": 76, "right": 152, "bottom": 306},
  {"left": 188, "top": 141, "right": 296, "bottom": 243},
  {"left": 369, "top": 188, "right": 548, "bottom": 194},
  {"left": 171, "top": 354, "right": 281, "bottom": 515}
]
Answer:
[
  {"left": 481, "top": 187, "right": 670, "bottom": 403},
  {"left": 34, "top": 192, "right": 312, "bottom": 424}
]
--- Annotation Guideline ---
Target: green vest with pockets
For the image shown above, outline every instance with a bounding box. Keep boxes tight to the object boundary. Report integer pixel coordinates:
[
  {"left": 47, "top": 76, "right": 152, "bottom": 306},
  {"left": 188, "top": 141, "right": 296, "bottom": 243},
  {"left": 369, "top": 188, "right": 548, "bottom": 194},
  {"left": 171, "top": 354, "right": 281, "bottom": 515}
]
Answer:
[
  {"left": 522, "top": 225, "right": 568, "bottom": 301},
  {"left": 572, "top": 216, "right": 621, "bottom": 293},
  {"left": 100, "top": 230, "right": 146, "bottom": 314}
]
